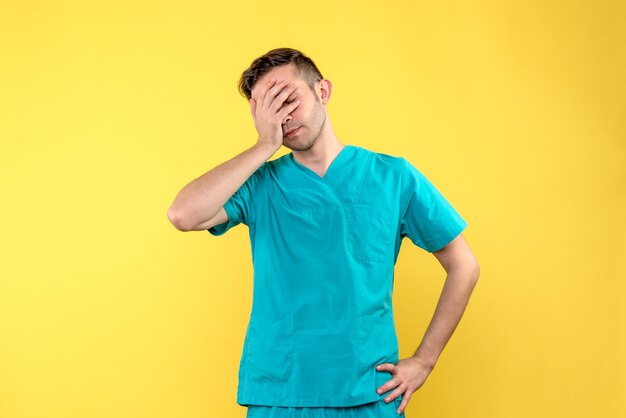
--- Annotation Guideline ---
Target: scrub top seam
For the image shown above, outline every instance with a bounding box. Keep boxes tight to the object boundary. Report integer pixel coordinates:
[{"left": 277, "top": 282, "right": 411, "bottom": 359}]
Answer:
[{"left": 350, "top": 151, "right": 373, "bottom": 205}]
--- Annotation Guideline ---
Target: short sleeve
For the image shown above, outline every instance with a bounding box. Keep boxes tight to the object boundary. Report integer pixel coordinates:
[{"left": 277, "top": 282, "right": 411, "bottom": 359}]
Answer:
[
  {"left": 207, "top": 163, "right": 267, "bottom": 236},
  {"left": 399, "top": 158, "right": 468, "bottom": 252}
]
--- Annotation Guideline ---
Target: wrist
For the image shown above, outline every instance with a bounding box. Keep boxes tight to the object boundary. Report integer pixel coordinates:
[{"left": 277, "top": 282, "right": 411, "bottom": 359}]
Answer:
[
  {"left": 252, "top": 140, "right": 279, "bottom": 159},
  {"left": 412, "top": 351, "right": 437, "bottom": 371}
]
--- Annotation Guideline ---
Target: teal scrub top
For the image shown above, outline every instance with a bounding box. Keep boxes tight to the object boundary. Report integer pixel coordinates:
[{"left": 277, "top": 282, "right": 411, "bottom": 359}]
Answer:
[{"left": 208, "top": 144, "right": 468, "bottom": 407}]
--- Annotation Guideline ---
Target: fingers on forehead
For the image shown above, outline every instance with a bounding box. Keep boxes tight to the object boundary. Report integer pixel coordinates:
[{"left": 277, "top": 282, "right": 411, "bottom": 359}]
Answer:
[{"left": 252, "top": 78, "right": 275, "bottom": 98}]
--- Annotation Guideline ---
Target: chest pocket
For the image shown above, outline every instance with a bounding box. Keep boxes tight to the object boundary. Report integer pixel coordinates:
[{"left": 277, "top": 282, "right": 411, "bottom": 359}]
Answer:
[{"left": 346, "top": 207, "right": 393, "bottom": 263}]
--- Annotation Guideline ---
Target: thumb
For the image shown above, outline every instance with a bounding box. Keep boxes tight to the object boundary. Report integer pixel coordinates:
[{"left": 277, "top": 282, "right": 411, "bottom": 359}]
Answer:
[{"left": 376, "top": 363, "right": 393, "bottom": 371}]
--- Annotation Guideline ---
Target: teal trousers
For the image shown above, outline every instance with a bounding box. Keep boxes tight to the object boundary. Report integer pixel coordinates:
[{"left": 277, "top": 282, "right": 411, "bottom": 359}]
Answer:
[{"left": 246, "top": 398, "right": 405, "bottom": 418}]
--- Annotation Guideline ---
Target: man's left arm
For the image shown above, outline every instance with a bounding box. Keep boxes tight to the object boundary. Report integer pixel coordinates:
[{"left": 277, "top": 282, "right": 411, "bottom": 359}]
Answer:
[
  {"left": 375, "top": 233, "right": 480, "bottom": 414},
  {"left": 412, "top": 233, "right": 480, "bottom": 366}
]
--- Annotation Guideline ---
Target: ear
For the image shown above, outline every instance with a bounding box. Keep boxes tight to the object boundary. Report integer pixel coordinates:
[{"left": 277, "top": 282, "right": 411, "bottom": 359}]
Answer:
[
  {"left": 250, "top": 98, "right": 256, "bottom": 118},
  {"left": 319, "top": 79, "right": 332, "bottom": 105}
]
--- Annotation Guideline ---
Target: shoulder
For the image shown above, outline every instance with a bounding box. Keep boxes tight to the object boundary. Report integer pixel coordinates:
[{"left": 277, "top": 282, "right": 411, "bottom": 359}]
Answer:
[
  {"left": 351, "top": 145, "right": 406, "bottom": 171},
  {"left": 355, "top": 146, "right": 409, "bottom": 177},
  {"left": 264, "top": 152, "right": 292, "bottom": 178}
]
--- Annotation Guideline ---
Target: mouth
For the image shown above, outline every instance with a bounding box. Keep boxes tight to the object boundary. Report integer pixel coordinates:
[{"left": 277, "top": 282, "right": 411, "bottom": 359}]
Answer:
[{"left": 285, "top": 126, "right": 301, "bottom": 138}]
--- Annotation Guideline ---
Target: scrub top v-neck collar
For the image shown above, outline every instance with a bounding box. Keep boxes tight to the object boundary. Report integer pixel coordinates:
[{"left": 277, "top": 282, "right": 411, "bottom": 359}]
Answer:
[{"left": 288, "top": 144, "right": 355, "bottom": 185}]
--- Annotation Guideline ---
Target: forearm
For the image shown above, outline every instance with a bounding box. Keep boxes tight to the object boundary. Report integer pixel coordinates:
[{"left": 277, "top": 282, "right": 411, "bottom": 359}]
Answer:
[
  {"left": 412, "top": 266, "right": 479, "bottom": 368},
  {"left": 167, "top": 142, "right": 277, "bottom": 231}
]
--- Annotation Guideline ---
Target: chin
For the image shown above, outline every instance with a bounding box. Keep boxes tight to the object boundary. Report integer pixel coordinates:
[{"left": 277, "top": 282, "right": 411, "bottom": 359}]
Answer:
[{"left": 283, "top": 143, "right": 306, "bottom": 152}]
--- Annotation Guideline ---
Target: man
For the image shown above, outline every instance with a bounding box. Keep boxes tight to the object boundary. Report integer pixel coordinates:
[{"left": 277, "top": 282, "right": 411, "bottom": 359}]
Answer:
[{"left": 167, "top": 47, "right": 480, "bottom": 417}]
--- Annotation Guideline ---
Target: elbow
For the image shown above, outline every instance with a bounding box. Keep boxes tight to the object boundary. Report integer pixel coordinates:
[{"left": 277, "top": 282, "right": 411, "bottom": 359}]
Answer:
[
  {"left": 470, "top": 261, "right": 480, "bottom": 283},
  {"left": 167, "top": 206, "right": 192, "bottom": 232}
]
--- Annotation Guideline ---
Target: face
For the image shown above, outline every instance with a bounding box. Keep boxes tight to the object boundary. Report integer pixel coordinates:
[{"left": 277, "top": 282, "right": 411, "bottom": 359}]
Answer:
[{"left": 252, "top": 64, "right": 328, "bottom": 152}]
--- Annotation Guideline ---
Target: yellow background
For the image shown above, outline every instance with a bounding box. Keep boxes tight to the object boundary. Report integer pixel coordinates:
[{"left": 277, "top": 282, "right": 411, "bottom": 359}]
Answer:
[{"left": 1, "top": 1, "right": 624, "bottom": 417}]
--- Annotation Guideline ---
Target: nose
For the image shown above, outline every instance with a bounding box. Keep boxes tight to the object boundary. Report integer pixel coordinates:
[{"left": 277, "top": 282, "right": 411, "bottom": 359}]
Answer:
[{"left": 282, "top": 114, "right": 292, "bottom": 126}]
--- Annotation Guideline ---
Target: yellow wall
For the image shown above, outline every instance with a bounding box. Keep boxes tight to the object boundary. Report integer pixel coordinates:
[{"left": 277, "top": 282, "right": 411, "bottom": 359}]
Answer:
[{"left": 1, "top": 1, "right": 624, "bottom": 417}]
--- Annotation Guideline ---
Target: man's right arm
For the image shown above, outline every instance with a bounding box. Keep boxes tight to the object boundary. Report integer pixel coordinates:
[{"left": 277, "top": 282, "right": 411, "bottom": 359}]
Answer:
[
  {"left": 167, "top": 77, "right": 301, "bottom": 232},
  {"left": 166, "top": 142, "right": 277, "bottom": 232}
]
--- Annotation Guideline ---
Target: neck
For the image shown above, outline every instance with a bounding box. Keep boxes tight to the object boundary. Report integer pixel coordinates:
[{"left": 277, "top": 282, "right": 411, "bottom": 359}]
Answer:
[{"left": 292, "top": 118, "right": 345, "bottom": 170}]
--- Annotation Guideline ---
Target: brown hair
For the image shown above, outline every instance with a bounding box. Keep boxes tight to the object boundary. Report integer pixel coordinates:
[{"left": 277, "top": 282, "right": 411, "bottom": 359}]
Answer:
[{"left": 238, "top": 47, "right": 324, "bottom": 101}]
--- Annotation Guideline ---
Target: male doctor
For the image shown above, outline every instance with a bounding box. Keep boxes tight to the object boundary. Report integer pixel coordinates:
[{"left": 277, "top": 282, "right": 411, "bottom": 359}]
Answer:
[{"left": 167, "top": 47, "right": 480, "bottom": 417}]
